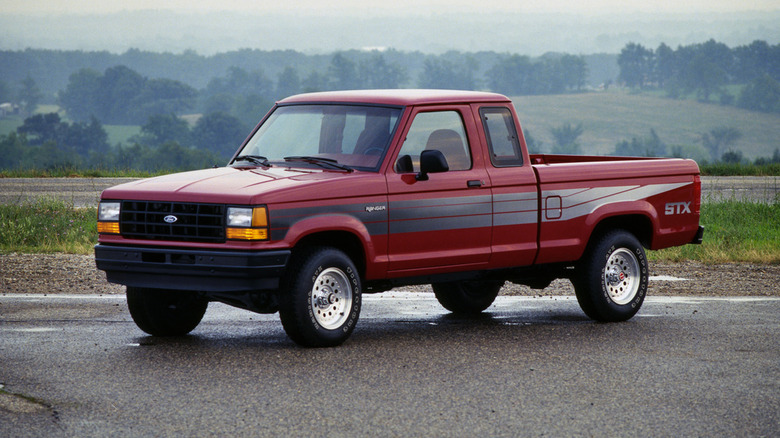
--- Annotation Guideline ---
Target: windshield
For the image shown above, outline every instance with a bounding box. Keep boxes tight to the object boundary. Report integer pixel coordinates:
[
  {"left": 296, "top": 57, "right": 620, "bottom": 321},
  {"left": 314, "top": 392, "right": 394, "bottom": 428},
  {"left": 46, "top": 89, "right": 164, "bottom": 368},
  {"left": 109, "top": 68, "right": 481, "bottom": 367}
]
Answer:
[{"left": 235, "top": 104, "right": 402, "bottom": 171}]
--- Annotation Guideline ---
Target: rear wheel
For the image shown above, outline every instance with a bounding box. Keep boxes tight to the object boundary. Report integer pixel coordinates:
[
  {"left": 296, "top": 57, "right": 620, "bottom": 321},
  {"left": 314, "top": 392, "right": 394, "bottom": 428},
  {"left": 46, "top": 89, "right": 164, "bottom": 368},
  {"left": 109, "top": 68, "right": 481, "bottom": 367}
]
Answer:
[
  {"left": 126, "top": 287, "right": 208, "bottom": 336},
  {"left": 432, "top": 280, "right": 503, "bottom": 314},
  {"left": 574, "top": 230, "right": 648, "bottom": 322},
  {"left": 278, "top": 247, "right": 361, "bottom": 347}
]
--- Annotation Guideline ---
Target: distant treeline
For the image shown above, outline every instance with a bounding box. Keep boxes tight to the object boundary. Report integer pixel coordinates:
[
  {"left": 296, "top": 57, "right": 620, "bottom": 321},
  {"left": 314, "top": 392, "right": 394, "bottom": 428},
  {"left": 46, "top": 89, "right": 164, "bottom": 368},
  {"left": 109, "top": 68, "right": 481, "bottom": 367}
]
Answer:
[
  {"left": 1, "top": 40, "right": 779, "bottom": 174},
  {"left": 618, "top": 39, "right": 780, "bottom": 112},
  {"left": 0, "top": 48, "right": 608, "bottom": 106}
]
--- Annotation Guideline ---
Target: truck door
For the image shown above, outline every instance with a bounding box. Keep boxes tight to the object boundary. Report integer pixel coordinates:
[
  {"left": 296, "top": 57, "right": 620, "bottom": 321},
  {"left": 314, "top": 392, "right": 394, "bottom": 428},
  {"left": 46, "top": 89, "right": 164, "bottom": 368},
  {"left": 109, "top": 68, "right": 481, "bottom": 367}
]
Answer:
[
  {"left": 475, "top": 105, "right": 539, "bottom": 268},
  {"left": 386, "top": 106, "right": 492, "bottom": 275}
]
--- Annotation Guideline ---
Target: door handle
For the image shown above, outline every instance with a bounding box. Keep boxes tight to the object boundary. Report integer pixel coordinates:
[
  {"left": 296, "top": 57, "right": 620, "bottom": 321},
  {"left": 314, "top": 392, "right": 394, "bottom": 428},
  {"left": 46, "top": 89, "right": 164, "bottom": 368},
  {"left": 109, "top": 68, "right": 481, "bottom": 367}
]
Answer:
[{"left": 467, "top": 180, "right": 483, "bottom": 188}]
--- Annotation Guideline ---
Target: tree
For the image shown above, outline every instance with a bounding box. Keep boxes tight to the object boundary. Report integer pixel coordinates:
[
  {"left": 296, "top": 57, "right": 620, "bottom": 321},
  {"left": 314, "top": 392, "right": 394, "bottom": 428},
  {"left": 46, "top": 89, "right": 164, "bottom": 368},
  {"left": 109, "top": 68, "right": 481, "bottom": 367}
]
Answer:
[
  {"left": 328, "top": 53, "right": 361, "bottom": 90},
  {"left": 18, "top": 75, "right": 43, "bottom": 116},
  {"left": 733, "top": 40, "right": 772, "bottom": 83},
  {"left": 558, "top": 54, "right": 588, "bottom": 91},
  {"left": 614, "top": 129, "right": 666, "bottom": 157},
  {"left": 419, "top": 56, "right": 478, "bottom": 90},
  {"left": 59, "top": 68, "right": 102, "bottom": 122},
  {"left": 302, "top": 71, "right": 328, "bottom": 93},
  {"left": 139, "top": 114, "right": 191, "bottom": 147},
  {"left": 0, "top": 132, "right": 28, "bottom": 169},
  {"left": 358, "top": 54, "right": 408, "bottom": 89},
  {"left": 130, "top": 78, "right": 197, "bottom": 121},
  {"left": 275, "top": 66, "right": 301, "bottom": 99},
  {"left": 618, "top": 43, "right": 653, "bottom": 88},
  {"left": 17, "top": 113, "right": 67, "bottom": 145},
  {"left": 486, "top": 55, "right": 534, "bottom": 96},
  {"left": 654, "top": 43, "right": 678, "bottom": 89},
  {"left": 0, "top": 79, "right": 13, "bottom": 103},
  {"left": 16, "top": 112, "right": 108, "bottom": 158},
  {"left": 683, "top": 53, "right": 728, "bottom": 101},
  {"left": 737, "top": 74, "right": 780, "bottom": 113},
  {"left": 99, "top": 65, "right": 146, "bottom": 124},
  {"left": 204, "top": 66, "right": 273, "bottom": 98},
  {"left": 65, "top": 116, "right": 109, "bottom": 157},
  {"left": 192, "top": 112, "right": 248, "bottom": 158},
  {"left": 550, "top": 122, "right": 584, "bottom": 154},
  {"left": 522, "top": 129, "right": 542, "bottom": 154},
  {"left": 701, "top": 127, "right": 742, "bottom": 161}
]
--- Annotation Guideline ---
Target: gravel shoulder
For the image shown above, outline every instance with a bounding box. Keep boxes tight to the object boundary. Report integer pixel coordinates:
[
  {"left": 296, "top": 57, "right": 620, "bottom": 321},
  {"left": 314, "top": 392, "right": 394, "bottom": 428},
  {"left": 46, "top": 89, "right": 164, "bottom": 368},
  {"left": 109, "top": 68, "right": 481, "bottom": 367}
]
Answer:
[{"left": 1, "top": 253, "right": 777, "bottom": 297}]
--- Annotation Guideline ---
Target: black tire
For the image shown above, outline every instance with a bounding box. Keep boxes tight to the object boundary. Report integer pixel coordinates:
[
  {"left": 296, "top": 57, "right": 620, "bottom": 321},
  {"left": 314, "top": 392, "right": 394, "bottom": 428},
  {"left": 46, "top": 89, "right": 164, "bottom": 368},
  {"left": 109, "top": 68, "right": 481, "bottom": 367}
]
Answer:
[
  {"left": 432, "top": 280, "right": 503, "bottom": 314},
  {"left": 573, "top": 230, "right": 648, "bottom": 322},
  {"left": 278, "top": 247, "right": 361, "bottom": 347},
  {"left": 126, "top": 287, "right": 208, "bottom": 336}
]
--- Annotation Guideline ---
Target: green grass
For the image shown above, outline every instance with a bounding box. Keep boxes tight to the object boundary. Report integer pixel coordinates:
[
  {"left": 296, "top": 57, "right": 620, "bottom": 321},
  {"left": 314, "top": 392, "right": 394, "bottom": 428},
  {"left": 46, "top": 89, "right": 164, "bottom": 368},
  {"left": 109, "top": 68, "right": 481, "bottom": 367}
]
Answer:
[
  {"left": 700, "top": 163, "right": 780, "bottom": 176},
  {"left": 650, "top": 201, "right": 780, "bottom": 264},
  {"left": 0, "top": 169, "right": 159, "bottom": 178},
  {"left": 513, "top": 89, "right": 780, "bottom": 160},
  {"left": 104, "top": 124, "right": 141, "bottom": 145},
  {"left": 0, "top": 198, "right": 97, "bottom": 254},
  {"left": 0, "top": 118, "right": 22, "bottom": 137},
  {"left": 1, "top": 198, "right": 776, "bottom": 263}
]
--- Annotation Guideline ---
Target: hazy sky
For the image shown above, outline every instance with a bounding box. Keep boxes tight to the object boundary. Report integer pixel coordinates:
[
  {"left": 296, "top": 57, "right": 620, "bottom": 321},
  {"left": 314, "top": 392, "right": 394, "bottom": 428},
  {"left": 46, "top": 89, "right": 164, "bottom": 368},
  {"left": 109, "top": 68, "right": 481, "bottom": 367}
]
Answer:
[
  {"left": 2, "top": 0, "right": 778, "bottom": 15},
  {"left": 1, "top": 0, "right": 776, "bottom": 55}
]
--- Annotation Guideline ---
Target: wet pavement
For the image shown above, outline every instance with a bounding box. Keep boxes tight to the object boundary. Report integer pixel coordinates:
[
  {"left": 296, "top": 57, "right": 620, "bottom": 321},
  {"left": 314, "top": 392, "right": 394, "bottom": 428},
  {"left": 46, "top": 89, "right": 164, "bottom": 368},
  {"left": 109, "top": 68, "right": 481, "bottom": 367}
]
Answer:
[{"left": 1, "top": 293, "right": 778, "bottom": 436}]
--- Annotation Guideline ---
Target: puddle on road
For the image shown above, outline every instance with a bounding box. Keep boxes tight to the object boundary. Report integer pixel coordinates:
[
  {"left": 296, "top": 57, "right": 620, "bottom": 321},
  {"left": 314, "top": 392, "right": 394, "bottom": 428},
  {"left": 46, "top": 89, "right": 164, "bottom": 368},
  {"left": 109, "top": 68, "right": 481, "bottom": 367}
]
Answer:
[{"left": 0, "top": 327, "right": 58, "bottom": 333}]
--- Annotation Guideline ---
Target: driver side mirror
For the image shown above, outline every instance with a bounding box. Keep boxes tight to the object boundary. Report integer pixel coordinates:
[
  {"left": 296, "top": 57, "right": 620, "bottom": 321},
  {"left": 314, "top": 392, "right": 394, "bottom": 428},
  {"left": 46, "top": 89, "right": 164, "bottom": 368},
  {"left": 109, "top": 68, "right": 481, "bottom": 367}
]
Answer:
[{"left": 416, "top": 149, "right": 449, "bottom": 181}]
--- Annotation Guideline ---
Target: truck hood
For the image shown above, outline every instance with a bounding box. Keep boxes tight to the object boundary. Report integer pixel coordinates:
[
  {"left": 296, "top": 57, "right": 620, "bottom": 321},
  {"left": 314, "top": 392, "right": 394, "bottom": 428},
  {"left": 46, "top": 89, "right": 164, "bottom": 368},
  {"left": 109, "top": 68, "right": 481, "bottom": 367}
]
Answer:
[{"left": 100, "top": 166, "right": 385, "bottom": 205}]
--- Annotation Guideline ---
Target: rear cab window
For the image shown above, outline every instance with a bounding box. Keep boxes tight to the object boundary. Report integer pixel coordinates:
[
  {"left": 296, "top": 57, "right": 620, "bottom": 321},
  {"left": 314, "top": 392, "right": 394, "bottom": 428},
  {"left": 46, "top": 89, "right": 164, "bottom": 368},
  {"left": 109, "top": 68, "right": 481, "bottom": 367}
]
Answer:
[{"left": 480, "top": 107, "right": 523, "bottom": 167}]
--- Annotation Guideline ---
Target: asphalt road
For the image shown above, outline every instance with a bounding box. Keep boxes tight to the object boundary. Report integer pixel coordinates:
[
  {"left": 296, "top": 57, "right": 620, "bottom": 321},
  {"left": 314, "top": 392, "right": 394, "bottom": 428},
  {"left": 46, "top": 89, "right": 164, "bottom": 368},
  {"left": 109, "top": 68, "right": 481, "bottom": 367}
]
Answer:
[
  {"left": 0, "top": 176, "right": 777, "bottom": 207},
  {"left": 1, "top": 293, "right": 778, "bottom": 437}
]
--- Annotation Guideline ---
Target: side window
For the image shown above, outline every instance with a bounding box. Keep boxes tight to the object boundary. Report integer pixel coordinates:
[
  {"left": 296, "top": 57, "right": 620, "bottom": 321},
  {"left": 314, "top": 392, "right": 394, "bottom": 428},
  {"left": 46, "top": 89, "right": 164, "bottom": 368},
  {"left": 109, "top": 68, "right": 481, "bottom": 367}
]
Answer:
[
  {"left": 395, "top": 111, "right": 472, "bottom": 173},
  {"left": 480, "top": 107, "right": 523, "bottom": 167}
]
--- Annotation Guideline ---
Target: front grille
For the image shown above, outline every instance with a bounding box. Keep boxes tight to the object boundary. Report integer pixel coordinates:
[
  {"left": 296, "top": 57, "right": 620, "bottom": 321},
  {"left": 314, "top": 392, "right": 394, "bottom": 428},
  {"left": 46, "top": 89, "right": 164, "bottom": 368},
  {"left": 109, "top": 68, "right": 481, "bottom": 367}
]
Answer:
[{"left": 120, "top": 201, "right": 225, "bottom": 243}]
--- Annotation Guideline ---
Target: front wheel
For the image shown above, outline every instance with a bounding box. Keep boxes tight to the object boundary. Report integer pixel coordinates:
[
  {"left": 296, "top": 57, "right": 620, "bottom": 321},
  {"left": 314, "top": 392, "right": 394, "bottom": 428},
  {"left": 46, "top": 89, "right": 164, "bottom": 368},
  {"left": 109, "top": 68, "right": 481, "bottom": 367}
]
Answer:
[
  {"left": 432, "top": 280, "right": 503, "bottom": 314},
  {"left": 126, "top": 287, "right": 208, "bottom": 336},
  {"left": 573, "top": 230, "right": 648, "bottom": 322},
  {"left": 278, "top": 247, "right": 361, "bottom": 347}
]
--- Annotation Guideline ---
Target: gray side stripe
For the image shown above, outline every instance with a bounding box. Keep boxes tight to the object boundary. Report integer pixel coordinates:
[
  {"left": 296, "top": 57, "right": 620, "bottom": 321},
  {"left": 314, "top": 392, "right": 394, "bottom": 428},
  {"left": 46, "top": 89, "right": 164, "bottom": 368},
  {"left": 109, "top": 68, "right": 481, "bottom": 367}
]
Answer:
[{"left": 542, "top": 182, "right": 691, "bottom": 222}]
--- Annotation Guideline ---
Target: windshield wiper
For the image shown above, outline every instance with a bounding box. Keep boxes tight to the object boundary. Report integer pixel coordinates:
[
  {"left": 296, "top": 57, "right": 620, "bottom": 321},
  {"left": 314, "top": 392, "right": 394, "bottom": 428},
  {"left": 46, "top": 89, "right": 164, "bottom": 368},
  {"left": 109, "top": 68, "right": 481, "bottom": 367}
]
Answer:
[
  {"left": 283, "top": 156, "right": 353, "bottom": 172},
  {"left": 233, "top": 155, "right": 271, "bottom": 167}
]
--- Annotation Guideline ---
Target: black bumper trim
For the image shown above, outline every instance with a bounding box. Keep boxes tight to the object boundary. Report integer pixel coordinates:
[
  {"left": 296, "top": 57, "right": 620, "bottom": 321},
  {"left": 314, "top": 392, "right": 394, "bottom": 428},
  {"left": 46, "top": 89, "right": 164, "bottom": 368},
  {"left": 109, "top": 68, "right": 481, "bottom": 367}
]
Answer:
[
  {"left": 691, "top": 226, "right": 705, "bottom": 245},
  {"left": 94, "top": 244, "right": 291, "bottom": 292}
]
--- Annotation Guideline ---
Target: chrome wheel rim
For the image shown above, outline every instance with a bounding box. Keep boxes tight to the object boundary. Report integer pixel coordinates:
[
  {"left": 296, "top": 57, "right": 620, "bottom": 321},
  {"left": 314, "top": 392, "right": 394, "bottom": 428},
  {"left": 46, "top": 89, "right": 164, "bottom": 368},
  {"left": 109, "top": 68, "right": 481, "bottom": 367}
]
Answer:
[
  {"left": 603, "top": 248, "right": 641, "bottom": 305},
  {"left": 310, "top": 268, "right": 353, "bottom": 330}
]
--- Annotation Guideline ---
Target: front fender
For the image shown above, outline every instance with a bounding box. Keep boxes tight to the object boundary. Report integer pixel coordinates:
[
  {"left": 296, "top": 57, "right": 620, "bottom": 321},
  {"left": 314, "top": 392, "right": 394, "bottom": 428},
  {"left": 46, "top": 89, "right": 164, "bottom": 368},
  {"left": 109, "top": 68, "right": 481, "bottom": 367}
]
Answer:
[{"left": 281, "top": 214, "right": 387, "bottom": 279}]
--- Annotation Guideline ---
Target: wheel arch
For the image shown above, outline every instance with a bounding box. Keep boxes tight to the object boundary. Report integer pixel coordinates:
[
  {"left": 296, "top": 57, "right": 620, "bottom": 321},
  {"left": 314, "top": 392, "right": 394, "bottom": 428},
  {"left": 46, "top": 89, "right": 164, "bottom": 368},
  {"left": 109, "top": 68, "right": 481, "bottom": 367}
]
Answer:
[
  {"left": 292, "top": 230, "right": 368, "bottom": 278},
  {"left": 587, "top": 214, "right": 654, "bottom": 250}
]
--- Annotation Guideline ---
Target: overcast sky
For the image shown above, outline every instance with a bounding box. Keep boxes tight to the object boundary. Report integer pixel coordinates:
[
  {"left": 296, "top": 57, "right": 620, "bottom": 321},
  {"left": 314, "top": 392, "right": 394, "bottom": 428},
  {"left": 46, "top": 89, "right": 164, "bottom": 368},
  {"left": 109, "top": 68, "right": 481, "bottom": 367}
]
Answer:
[
  {"left": 2, "top": 0, "right": 778, "bottom": 15},
  {"left": 1, "top": 0, "right": 777, "bottom": 55}
]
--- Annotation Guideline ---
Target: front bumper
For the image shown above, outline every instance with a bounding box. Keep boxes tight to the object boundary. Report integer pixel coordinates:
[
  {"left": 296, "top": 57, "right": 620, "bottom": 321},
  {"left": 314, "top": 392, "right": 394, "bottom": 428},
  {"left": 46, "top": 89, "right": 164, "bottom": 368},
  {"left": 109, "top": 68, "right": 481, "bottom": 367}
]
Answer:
[{"left": 94, "top": 244, "right": 291, "bottom": 292}]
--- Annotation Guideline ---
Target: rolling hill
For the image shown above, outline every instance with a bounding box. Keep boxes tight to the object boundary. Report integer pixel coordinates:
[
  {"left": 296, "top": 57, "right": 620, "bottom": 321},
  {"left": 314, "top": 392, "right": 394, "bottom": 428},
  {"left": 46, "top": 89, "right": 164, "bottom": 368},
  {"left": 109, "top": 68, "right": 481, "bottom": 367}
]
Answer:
[{"left": 512, "top": 90, "right": 780, "bottom": 161}]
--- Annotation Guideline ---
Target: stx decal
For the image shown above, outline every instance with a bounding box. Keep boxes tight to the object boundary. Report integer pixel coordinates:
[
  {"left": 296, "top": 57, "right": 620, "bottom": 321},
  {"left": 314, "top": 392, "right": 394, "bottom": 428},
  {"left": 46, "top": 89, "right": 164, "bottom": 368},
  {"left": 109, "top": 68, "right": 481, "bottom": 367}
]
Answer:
[{"left": 665, "top": 202, "right": 692, "bottom": 215}]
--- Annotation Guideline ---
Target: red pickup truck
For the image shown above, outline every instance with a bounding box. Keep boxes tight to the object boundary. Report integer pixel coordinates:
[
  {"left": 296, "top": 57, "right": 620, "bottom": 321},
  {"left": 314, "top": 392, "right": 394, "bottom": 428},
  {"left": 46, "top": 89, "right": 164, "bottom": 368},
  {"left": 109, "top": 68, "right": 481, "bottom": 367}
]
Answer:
[{"left": 95, "top": 89, "right": 703, "bottom": 347}]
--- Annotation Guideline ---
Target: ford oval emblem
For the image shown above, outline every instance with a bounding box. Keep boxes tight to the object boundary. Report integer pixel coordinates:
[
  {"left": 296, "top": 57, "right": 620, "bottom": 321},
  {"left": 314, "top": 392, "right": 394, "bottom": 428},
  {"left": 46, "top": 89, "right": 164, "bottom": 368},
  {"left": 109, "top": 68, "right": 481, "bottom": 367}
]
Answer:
[{"left": 163, "top": 215, "right": 178, "bottom": 224}]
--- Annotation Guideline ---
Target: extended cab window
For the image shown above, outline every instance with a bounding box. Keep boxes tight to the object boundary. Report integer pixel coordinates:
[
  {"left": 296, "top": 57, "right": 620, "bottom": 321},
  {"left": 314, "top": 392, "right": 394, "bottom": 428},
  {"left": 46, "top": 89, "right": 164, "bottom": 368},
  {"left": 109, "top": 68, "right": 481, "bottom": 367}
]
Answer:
[
  {"left": 395, "top": 111, "right": 472, "bottom": 173},
  {"left": 480, "top": 107, "right": 523, "bottom": 167}
]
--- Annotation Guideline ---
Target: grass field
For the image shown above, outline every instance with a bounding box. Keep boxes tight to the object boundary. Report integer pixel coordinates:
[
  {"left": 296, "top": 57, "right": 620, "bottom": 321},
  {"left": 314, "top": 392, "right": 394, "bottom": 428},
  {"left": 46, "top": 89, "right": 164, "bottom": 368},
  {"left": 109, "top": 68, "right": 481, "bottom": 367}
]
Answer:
[
  {"left": 104, "top": 124, "right": 141, "bottom": 145},
  {"left": 1, "top": 198, "right": 777, "bottom": 263},
  {"left": 513, "top": 89, "right": 780, "bottom": 161},
  {"left": 3, "top": 92, "right": 778, "bottom": 163}
]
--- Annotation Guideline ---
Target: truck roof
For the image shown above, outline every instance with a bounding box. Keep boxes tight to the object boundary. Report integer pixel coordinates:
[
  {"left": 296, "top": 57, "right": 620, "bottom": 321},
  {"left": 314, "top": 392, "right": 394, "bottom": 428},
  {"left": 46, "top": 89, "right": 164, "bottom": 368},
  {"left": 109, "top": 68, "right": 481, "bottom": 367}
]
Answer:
[{"left": 278, "top": 89, "right": 511, "bottom": 106}]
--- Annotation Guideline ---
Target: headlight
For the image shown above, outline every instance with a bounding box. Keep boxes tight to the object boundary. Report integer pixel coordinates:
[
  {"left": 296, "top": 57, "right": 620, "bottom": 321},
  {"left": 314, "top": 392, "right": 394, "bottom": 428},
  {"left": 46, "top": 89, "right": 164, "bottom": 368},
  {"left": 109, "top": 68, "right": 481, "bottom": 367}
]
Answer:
[
  {"left": 226, "top": 206, "right": 269, "bottom": 240},
  {"left": 98, "top": 202, "right": 121, "bottom": 221},
  {"left": 97, "top": 201, "right": 121, "bottom": 234}
]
